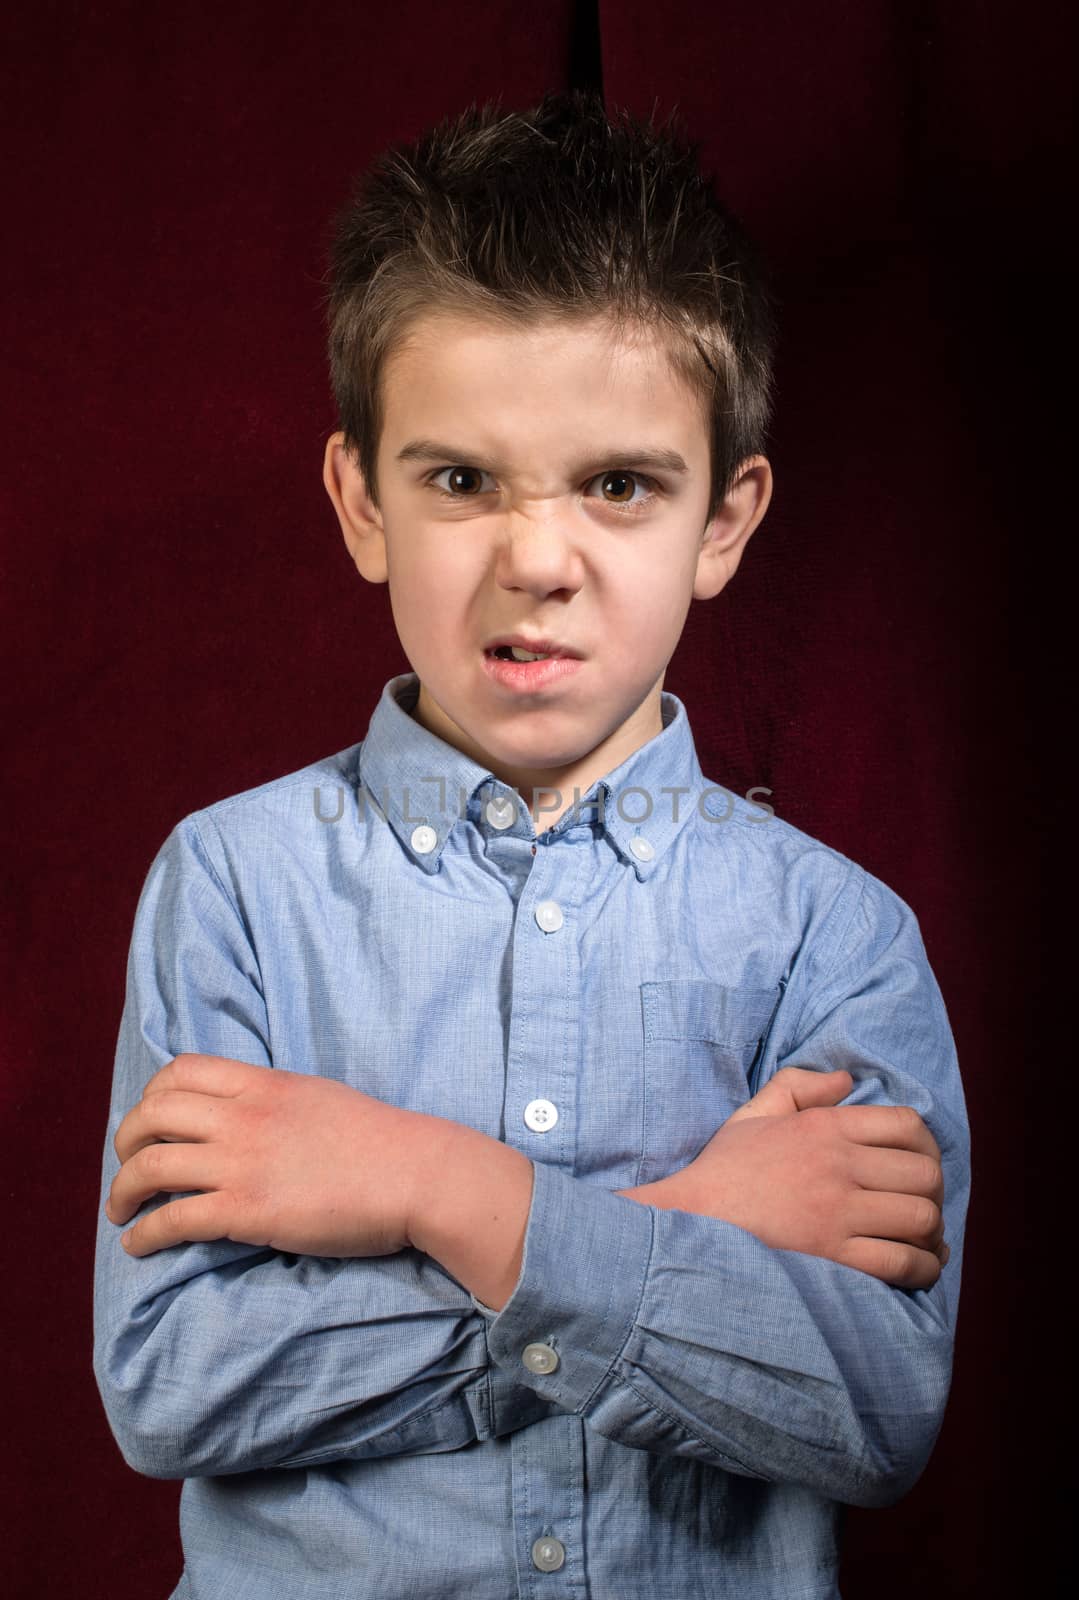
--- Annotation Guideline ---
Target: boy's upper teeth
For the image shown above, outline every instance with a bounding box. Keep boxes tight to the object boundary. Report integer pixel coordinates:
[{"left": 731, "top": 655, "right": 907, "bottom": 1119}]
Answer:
[{"left": 509, "top": 646, "right": 550, "bottom": 661}]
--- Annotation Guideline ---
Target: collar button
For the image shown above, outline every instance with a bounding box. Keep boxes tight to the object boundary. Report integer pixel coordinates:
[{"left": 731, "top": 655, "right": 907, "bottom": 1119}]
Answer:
[{"left": 484, "top": 796, "right": 517, "bottom": 831}]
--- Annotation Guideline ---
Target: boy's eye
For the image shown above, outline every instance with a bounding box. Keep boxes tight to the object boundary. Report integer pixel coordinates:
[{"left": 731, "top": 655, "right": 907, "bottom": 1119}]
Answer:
[
  {"left": 429, "top": 465, "right": 495, "bottom": 498},
  {"left": 591, "top": 470, "right": 655, "bottom": 512},
  {"left": 427, "top": 465, "right": 659, "bottom": 515}
]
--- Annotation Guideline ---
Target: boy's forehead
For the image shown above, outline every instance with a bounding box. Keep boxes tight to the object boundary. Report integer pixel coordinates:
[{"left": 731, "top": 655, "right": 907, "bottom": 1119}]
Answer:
[
  {"left": 380, "top": 307, "right": 708, "bottom": 453},
  {"left": 389, "top": 305, "right": 673, "bottom": 374}
]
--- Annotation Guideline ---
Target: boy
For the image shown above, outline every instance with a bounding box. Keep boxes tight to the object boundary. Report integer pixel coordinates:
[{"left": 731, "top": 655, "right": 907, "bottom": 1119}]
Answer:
[{"left": 94, "top": 90, "right": 969, "bottom": 1599}]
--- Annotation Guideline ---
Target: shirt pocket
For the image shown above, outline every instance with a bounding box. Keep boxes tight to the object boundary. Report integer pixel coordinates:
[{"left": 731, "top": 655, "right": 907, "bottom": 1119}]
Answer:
[{"left": 635, "top": 980, "right": 783, "bottom": 1187}]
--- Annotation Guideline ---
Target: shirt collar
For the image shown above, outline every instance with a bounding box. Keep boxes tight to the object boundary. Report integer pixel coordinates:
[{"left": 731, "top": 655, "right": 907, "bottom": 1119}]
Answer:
[{"left": 357, "top": 671, "right": 711, "bottom": 879}]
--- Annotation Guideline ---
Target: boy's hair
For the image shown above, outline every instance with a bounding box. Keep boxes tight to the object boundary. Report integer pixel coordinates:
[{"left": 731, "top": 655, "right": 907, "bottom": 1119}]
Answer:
[{"left": 322, "top": 89, "right": 777, "bottom": 526}]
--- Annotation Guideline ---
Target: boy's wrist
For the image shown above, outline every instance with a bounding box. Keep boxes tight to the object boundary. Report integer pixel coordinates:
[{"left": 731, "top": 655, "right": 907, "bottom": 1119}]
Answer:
[
  {"left": 406, "top": 1114, "right": 536, "bottom": 1311},
  {"left": 613, "top": 1175, "right": 685, "bottom": 1210}
]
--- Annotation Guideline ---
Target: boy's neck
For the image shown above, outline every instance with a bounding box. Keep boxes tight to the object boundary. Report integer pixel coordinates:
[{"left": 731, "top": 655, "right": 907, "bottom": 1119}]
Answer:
[{"left": 408, "top": 678, "right": 666, "bottom": 834}]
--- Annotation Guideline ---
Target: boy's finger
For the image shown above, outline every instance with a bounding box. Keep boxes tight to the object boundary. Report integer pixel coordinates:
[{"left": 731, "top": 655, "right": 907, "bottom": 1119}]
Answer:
[
  {"left": 836, "top": 1237, "right": 944, "bottom": 1290},
  {"left": 729, "top": 1067, "right": 852, "bottom": 1122},
  {"left": 846, "top": 1190, "right": 942, "bottom": 1251},
  {"left": 117, "top": 1193, "right": 226, "bottom": 1257},
  {"left": 834, "top": 1103, "right": 942, "bottom": 1163},
  {"left": 847, "top": 1144, "right": 944, "bottom": 1206}
]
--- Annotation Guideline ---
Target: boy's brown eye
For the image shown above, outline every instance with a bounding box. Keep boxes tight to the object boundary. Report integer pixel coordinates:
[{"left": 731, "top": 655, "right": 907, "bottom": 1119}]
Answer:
[
  {"left": 601, "top": 471, "right": 636, "bottom": 504},
  {"left": 442, "top": 466, "right": 484, "bottom": 495}
]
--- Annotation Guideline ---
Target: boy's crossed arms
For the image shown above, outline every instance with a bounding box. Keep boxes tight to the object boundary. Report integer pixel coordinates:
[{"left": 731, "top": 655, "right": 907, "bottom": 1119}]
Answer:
[{"left": 104, "top": 1052, "right": 947, "bottom": 1309}]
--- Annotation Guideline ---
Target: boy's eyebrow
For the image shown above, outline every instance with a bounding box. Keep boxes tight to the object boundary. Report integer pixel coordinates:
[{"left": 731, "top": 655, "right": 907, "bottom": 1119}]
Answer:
[{"left": 395, "top": 438, "right": 691, "bottom": 477}]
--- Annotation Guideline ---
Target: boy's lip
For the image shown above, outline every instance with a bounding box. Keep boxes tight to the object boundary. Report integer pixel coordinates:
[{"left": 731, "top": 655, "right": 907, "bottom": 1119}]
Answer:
[
  {"left": 482, "top": 633, "right": 583, "bottom": 659},
  {"left": 481, "top": 650, "right": 583, "bottom": 693}
]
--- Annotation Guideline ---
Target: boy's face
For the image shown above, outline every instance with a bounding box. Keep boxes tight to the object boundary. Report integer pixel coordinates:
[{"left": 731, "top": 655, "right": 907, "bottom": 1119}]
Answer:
[{"left": 324, "top": 310, "right": 771, "bottom": 824}]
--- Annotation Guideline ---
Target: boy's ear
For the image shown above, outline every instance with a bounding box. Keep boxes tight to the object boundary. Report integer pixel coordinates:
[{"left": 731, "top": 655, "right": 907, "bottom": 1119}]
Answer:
[
  {"left": 322, "top": 432, "right": 389, "bottom": 583},
  {"left": 693, "top": 455, "right": 773, "bottom": 600}
]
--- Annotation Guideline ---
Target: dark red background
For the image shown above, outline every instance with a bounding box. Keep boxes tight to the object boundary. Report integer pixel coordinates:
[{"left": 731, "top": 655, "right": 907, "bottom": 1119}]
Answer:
[{"left": 2, "top": 2, "right": 1065, "bottom": 1594}]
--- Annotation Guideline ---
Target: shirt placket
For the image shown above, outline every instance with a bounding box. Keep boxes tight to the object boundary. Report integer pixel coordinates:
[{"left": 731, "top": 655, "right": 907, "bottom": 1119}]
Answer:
[{"left": 488, "top": 823, "right": 592, "bottom": 1597}]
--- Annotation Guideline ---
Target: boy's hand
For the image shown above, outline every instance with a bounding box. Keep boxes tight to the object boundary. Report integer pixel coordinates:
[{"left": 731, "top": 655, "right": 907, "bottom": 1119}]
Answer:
[
  {"left": 619, "top": 1068, "right": 948, "bottom": 1290},
  {"left": 104, "top": 1053, "right": 428, "bottom": 1259}
]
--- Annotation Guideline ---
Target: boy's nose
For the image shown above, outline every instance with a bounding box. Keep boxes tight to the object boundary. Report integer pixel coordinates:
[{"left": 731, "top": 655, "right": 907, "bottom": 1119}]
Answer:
[{"left": 493, "top": 513, "right": 585, "bottom": 596}]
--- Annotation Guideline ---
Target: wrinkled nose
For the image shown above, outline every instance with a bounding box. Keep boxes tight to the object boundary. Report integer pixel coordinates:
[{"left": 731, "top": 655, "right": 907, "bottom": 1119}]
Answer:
[{"left": 494, "top": 511, "right": 584, "bottom": 598}]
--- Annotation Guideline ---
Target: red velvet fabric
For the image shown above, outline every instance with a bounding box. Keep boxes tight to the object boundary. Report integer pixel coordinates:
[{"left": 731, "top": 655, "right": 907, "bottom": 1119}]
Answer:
[{"left": 3, "top": 2, "right": 1063, "bottom": 1594}]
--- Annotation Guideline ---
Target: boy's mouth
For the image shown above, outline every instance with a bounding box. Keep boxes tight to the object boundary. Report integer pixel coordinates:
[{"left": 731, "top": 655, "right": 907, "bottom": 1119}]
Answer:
[
  {"left": 481, "top": 638, "right": 585, "bottom": 693},
  {"left": 489, "top": 645, "right": 551, "bottom": 662},
  {"left": 483, "top": 635, "right": 582, "bottom": 662}
]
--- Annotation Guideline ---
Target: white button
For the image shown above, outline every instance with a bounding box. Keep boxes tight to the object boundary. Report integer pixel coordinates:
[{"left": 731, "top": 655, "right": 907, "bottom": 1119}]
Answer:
[
  {"left": 531, "top": 1536, "right": 566, "bottom": 1572},
  {"left": 629, "top": 835, "right": 655, "bottom": 860},
  {"left": 484, "top": 796, "right": 516, "bottom": 830},
  {"left": 410, "top": 824, "right": 437, "bottom": 854},
  {"left": 524, "top": 1098, "right": 558, "bottom": 1133},
  {"left": 534, "top": 899, "right": 563, "bottom": 932},
  {"left": 522, "top": 1341, "right": 560, "bottom": 1375}
]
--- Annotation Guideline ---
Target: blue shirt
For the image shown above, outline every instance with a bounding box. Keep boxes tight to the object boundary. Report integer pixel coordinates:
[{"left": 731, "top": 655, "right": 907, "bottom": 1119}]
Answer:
[{"left": 93, "top": 671, "right": 970, "bottom": 1600}]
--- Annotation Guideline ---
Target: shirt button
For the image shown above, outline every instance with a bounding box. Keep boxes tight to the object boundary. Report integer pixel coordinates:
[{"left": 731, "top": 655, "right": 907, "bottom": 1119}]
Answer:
[
  {"left": 484, "top": 796, "right": 516, "bottom": 830},
  {"left": 410, "top": 824, "right": 437, "bottom": 854},
  {"left": 524, "top": 1098, "right": 559, "bottom": 1133},
  {"left": 522, "top": 1342, "right": 560, "bottom": 1375},
  {"left": 534, "top": 899, "right": 564, "bottom": 932},
  {"left": 531, "top": 1536, "right": 566, "bottom": 1572},
  {"left": 629, "top": 835, "right": 655, "bottom": 860}
]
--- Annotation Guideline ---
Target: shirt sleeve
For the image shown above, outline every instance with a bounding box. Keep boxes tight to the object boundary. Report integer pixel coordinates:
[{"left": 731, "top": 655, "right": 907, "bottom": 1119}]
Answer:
[
  {"left": 475, "top": 864, "right": 971, "bottom": 1509},
  {"left": 92, "top": 813, "right": 554, "bottom": 1481}
]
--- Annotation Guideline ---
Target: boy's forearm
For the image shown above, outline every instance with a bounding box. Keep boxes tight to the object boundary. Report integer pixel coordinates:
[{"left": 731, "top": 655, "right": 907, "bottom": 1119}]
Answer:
[
  {"left": 405, "top": 1117, "right": 680, "bottom": 1310},
  {"left": 407, "top": 1116, "right": 537, "bottom": 1310}
]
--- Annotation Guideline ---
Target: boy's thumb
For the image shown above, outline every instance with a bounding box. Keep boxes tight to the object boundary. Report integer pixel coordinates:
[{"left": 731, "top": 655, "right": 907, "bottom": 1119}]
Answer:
[{"left": 728, "top": 1067, "right": 853, "bottom": 1123}]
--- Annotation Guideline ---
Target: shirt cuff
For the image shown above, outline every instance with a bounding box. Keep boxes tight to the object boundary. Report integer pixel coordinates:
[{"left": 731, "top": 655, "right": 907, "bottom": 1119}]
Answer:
[{"left": 475, "top": 1158, "right": 655, "bottom": 1412}]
